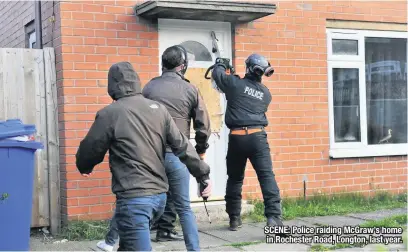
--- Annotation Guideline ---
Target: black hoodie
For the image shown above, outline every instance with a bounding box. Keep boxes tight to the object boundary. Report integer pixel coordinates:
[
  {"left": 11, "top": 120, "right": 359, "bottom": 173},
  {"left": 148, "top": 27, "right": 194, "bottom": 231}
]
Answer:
[{"left": 76, "top": 62, "right": 210, "bottom": 199}]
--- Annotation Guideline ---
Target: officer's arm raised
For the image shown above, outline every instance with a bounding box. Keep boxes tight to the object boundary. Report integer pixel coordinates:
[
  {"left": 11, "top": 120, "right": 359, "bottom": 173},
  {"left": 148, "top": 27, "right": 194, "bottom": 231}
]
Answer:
[
  {"left": 211, "top": 63, "right": 234, "bottom": 93},
  {"left": 165, "top": 108, "right": 210, "bottom": 182}
]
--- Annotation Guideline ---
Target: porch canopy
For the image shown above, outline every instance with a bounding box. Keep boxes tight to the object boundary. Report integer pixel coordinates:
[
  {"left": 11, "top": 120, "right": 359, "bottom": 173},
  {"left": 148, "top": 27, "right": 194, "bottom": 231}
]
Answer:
[{"left": 134, "top": 0, "right": 276, "bottom": 23}]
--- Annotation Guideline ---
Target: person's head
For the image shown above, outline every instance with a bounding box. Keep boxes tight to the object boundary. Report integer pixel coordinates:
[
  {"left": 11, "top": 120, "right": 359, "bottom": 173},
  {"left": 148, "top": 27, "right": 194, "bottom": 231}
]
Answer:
[
  {"left": 245, "top": 54, "right": 274, "bottom": 81},
  {"left": 108, "top": 62, "right": 142, "bottom": 101},
  {"left": 161, "top": 45, "right": 188, "bottom": 75}
]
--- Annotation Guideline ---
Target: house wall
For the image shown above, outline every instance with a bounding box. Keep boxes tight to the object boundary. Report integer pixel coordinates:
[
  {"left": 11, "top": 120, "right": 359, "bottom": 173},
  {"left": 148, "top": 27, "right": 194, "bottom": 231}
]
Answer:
[
  {"left": 0, "top": 1, "right": 59, "bottom": 48},
  {"left": 55, "top": 0, "right": 407, "bottom": 221}
]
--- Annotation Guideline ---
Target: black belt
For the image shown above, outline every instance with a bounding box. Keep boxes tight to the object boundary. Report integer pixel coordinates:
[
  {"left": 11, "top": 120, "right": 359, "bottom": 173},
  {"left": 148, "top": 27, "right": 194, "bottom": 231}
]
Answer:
[{"left": 230, "top": 126, "right": 264, "bottom": 130}]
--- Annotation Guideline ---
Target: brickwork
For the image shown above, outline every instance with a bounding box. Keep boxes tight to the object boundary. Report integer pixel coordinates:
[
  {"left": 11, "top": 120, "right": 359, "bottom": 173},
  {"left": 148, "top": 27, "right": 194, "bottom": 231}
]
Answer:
[{"left": 18, "top": 0, "right": 408, "bottom": 220}]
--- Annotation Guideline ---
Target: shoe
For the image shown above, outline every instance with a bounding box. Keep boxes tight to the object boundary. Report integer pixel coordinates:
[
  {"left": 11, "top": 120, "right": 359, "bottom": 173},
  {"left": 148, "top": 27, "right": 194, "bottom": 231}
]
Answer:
[
  {"left": 156, "top": 229, "right": 184, "bottom": 242},
  {"left": 267, "top": 216, "right": 288, "bottom": 237},
  {"left": 96, "top": 241, "right": 113, "bottom": 252},
  {"left": 266, "top": 216, "right": 283, "bottom": 227},
  {"left": 229, "top": 216, "right": 242, "bottom": 231}
]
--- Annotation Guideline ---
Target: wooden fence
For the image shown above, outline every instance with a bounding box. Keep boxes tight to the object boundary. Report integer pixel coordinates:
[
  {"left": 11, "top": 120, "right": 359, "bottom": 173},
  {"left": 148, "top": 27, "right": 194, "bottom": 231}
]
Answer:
[{"left": 0, "top": 48, "right": 60, "bottom": 233}]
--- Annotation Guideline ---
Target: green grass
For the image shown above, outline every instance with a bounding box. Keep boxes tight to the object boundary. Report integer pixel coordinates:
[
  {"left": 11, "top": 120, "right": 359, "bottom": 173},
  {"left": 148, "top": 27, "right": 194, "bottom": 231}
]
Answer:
[
  {"left": 59, "top": 220, "right": 110, "bottom": 241},
  {"left": 246, "top": 191, "right": 407, "bottom": 222},
  {"left": 228, "top": 240, "right": 263, "bottom": 248},
  {"left": 310, "top": 243, "right": 356, "bottom": 251},
  {"left": 360, "top": 214, "right": 407, "bottom": 228}
]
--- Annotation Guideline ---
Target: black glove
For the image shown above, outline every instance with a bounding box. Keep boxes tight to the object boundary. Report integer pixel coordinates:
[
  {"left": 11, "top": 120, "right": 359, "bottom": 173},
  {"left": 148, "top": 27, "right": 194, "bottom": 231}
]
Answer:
[
  {"left": 215, "top": 58, "right": 231, "bottom": 69},
  {"left": 199, "top": 180, "right": 209, "bottom": 201},
  {"left": 195, "top": 143, "right": 209, "bottom": 155}
]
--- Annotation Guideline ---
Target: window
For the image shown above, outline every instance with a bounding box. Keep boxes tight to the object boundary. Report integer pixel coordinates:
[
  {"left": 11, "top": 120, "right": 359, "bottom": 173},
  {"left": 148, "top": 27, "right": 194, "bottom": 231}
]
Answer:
[
  {"left": 29, "top": 31, "right": 36, "bottom": 49},
  {"left": 25, "top": 20, "right": 36, "bottom": 48},
  {"left": 327, "top": 29, "right": 407, "bottom": 158},
  {"left": 179, "top": 41, "right": 213, "bottom": 62}
]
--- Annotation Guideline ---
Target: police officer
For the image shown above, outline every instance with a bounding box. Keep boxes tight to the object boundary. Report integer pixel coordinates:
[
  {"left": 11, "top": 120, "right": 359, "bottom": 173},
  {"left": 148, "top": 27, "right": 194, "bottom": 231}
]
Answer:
[{"left": 211, "top": 54, "right": 283, "bottom": 231}]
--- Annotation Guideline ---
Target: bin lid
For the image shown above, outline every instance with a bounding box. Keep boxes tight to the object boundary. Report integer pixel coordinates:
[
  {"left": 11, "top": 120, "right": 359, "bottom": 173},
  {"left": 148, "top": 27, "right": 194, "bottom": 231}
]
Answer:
[
  {"left": 0, "top": 140, "right": 43, "bottom": 150},
  {"left": 0, "top": 119, "right": 36, "bottom": 140}
]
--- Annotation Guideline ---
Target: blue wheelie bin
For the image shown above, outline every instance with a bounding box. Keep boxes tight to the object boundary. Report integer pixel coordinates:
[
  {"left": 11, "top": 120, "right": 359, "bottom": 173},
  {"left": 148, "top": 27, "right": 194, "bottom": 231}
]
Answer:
[{"left": 0, "top": 119, "right": 44, "bottom": 251}]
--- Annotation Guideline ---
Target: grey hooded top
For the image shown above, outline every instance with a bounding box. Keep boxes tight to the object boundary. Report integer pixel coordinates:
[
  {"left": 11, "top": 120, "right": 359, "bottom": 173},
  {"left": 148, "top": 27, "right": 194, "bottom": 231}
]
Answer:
[{"left": 76, "top": 62, "right": 210, "bottom": 198}]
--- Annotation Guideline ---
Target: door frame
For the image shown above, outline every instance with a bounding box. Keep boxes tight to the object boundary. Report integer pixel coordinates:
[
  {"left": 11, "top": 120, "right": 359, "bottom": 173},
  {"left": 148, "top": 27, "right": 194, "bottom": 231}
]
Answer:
[
  {"left": 157, "top": 19, "right": 232, "bottom": 201},
  {"left": 158, "top": 18, "right": 232, "bottom": 74}
]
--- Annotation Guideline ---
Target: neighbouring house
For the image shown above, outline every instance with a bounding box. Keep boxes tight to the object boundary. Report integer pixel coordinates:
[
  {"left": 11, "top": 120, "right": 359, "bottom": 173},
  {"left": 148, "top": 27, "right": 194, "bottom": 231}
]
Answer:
[{"left": 0, "top": 0, "right": 407, "bottom": 229}]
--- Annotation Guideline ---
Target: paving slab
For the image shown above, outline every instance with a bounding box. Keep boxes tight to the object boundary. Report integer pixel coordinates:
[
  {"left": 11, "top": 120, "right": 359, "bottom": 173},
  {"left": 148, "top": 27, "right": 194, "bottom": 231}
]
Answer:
[
  {"left": 153, "top": 232, "right": 229, "bottom": 251},
  {"left": 335, "top": 243, "right": 407, "bottom": 252},
  {"left": 248, "top": 219, "right": 316, "bottom": 229},
  {"left": 201, "top": 245, "right": 243, "bottom": 251},
  {"left": 199, "top": 223, "right": 265, "bottom": 243},
  {"left": 298, "top": 215, "right": 365, "bottom": 227},
  {"left": 30, "top": 237, "right": 170, "bottom": 251},
  {"left": 346, "top": 208, "right": 407, "bottom": 221},
  {"left": 242, "top": 242, "right": 310, "bottom": 251}
]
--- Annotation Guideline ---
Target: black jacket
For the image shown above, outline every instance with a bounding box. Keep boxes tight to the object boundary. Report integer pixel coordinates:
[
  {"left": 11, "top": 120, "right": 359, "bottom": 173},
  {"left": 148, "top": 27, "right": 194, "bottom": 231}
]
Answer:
[
  {"left": 76, "top": 62, "right": 210, "bottom": 199},
  {"left": 142, "top": 70, "right": 211, "bottom": 154},
  {"left": 212, "top": 64, "right": 272, "bottom": 129}
]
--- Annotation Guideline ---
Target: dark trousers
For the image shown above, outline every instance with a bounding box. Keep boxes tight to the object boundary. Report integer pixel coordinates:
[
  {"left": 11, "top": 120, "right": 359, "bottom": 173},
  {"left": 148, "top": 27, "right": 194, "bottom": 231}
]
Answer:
[{"left": 225, "top": 130, "right": 282, "bottom": 218}]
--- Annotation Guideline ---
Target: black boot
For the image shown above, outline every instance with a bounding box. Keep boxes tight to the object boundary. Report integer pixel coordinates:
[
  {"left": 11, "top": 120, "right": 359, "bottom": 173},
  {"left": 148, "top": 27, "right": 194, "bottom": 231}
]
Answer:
[
  {"left": 229, "top": 216, "right": 242, "bottom": 231},
  {"left": 267, "top": 216, "right": 288, "bottom": 237},
  {"left": 156, "top": 229, "right": 184, "bottom": 242}
]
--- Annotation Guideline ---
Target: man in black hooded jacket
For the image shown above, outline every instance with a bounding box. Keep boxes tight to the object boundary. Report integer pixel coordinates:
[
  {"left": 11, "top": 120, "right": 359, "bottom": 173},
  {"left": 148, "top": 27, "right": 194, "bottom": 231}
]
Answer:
[{"left": 76, "top": 62, "right": 212, "bottom": 251}]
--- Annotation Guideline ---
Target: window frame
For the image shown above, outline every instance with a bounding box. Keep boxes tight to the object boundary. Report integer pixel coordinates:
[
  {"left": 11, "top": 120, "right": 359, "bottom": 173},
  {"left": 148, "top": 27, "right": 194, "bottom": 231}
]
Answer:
[{"left": 326, "top": 28, "right": 408, "bottom": 158}]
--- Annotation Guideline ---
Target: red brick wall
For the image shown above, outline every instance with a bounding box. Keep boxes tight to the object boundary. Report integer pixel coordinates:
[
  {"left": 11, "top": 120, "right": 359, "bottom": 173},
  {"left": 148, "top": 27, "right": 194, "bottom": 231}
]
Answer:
[
  {"left": 57, "top": 0, "right": 408, "bottom": 220},
  {"left": 57, "top": 0, "right": 158, "bottom": 221}
]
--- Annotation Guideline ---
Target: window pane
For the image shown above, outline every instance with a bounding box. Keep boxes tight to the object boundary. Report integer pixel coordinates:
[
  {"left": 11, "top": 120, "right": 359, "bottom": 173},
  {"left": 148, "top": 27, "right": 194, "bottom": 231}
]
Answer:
[
  {"left": 333, "top": 68, "right": 361, "bottom": 143},
  {"left": 332, "top": 39, "right": 358, "bottom": 55},
  {"left": 365, "top": 37, "right": 407, "bottom": 145},
  {"left": 179, "top": 41, "right": 212, "bottom": 62}
]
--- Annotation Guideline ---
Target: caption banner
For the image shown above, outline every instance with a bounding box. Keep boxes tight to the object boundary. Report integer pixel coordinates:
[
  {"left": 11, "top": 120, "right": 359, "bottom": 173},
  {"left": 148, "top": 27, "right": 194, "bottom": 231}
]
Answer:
[{"left": 264, "top": 226, "right": 404, "bottom": 245}]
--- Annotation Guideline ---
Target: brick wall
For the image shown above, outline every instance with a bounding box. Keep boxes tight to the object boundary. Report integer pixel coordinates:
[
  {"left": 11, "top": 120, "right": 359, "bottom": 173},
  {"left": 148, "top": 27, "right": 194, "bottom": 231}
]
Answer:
[
  {"left": 57, "top": 0, "right": 157, "bottom": 221},
  {"left": 0, "top": 1, "right": 58, "bottom": 48},
  {"left": 55, "top": 0, "right": 407, "bottom": 221}
]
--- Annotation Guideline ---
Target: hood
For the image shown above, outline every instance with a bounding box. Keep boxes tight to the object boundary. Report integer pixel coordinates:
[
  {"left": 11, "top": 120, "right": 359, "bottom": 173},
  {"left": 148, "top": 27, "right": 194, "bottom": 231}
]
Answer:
[{"left": 108, "top": 62, "right": 142, "bottom": 100}]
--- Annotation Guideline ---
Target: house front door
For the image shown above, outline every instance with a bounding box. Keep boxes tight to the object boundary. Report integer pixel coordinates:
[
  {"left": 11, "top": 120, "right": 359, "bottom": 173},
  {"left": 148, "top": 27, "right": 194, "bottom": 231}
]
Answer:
[{"left": 158, "top": 19, "right": 232, "bottom": 202}]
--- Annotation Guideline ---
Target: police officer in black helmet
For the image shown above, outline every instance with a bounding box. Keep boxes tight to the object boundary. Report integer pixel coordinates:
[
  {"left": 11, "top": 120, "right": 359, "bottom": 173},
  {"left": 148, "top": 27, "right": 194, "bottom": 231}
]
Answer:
[{"left": 211, "top": 54, "right": 284, "bottom": 231}]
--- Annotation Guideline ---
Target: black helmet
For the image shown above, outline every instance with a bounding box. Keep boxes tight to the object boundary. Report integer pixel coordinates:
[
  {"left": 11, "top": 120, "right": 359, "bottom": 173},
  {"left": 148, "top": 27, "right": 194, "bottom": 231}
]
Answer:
[{"left": 245, "top": 54, "right": 274, "bottom": 77}]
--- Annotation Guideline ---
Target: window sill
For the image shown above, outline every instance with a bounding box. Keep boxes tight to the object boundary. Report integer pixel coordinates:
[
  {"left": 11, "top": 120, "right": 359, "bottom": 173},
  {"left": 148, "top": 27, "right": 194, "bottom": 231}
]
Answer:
[{"left": 329, "top": 144, "right": 408, "bottom": 158}]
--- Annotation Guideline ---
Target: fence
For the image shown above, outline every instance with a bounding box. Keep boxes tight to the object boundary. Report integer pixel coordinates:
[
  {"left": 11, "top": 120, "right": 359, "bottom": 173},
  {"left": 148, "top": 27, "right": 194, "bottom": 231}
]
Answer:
[{"left": 0, "top": 48, "right": 60, "bottom": 233}]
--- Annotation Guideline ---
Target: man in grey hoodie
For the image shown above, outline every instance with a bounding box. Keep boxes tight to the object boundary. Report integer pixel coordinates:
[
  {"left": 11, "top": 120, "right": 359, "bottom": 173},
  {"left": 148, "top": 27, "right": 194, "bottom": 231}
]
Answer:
[{"left": 76, "top": 62, "right": 212, "bottom": 251}]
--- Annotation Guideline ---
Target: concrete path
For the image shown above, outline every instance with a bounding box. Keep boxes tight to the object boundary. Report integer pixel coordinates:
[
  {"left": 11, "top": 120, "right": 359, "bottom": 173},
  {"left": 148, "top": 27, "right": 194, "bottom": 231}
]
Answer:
[{"left": 30, "top": 208, "right": 407, "bottom": 251}]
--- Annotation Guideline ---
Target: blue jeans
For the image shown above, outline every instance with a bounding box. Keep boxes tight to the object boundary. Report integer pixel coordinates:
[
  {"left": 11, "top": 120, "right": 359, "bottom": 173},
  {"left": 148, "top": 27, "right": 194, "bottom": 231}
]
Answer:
[
  {"left": 115, "top": 193, "right": 167, "bottom": 251},
  {"left": 163, "top": 152, "right": 200, "bottom": 251},
  {"left": 105, "top": 212, "right": 119, "bottom": 246}
]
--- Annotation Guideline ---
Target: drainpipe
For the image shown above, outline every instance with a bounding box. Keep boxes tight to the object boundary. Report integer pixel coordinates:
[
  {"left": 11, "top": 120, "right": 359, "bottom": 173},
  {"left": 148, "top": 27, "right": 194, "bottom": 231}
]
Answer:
[{"left": 34, "top": 1, "right": 43, "bottom": 49}]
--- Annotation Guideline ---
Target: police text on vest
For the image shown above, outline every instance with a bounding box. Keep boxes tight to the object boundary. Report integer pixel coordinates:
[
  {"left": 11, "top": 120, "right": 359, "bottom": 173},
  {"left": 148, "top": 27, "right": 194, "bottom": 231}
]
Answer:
[{"left": 244, "top": 86, "right": 264, "bottom": 100}]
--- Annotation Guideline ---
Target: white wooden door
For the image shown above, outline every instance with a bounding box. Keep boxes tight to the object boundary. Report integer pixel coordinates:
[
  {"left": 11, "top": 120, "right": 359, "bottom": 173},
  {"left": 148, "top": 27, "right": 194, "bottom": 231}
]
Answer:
[{"left": 158, "top": 19, "right": 231, "bottom": 202}]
